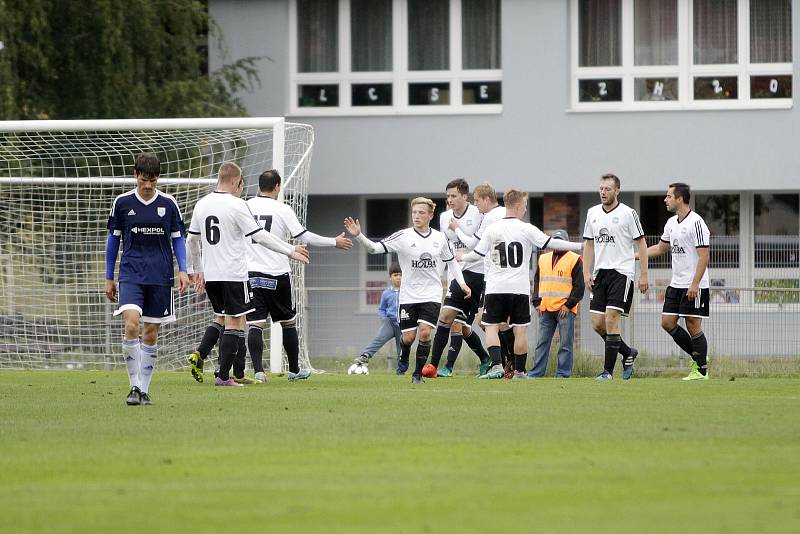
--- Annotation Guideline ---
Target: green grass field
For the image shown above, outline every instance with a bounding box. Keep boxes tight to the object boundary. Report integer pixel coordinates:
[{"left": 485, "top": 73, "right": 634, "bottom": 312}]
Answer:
[{"left": 1, "top": 371, "right": 799, "bottom": 533}]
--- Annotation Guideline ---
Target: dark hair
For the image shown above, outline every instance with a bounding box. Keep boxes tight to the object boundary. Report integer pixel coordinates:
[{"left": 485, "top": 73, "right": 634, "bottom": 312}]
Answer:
[
  {"left": 669, "top": 182, "right": 691, "bottom": 203},
  {"left": 600, "top": 173, "right": 620, "bottom": 189},
  {"left": 389, "top": 263, "right": 402, "bottom": 275},
  {"left": 446, "top": 178, "right": 469, "bottom": 195},
  {"left": 135, "top": 153, "right": 160, "bottom": 178},
  {"left": 259, "top": 169, "right": 282, "bottom": 192}
]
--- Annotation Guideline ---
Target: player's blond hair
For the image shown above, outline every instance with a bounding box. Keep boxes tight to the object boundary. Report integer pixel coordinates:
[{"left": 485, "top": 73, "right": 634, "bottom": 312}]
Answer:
[
  {"left": 473, "top": 181, "right": 496, "bottom": 202},
  {"left": 503, "top": 189, "right": 528, "bottom": 208},
  {"left": 410, "top": 197, "right": 436, "bottom": 213},
  {"left": 218, "top": 161, "right": 242, "bottom": 184}
]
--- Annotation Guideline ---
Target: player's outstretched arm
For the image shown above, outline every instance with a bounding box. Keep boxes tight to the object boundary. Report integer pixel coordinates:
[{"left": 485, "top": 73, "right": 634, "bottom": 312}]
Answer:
[
  {"left": 547, "top": 239, "right": 584, "bottom": 253},
  {"left": 297, "top": 229, "right": 353, "bottom": 250},
  {"left": 344, "top": 217, "right": 385, "bottom": 254},
  {"left": 641, "top": 240, "right": 670, "bottom": 259},
  {"left": 104, "top": 232, "right": 121, "bottom": 302}
]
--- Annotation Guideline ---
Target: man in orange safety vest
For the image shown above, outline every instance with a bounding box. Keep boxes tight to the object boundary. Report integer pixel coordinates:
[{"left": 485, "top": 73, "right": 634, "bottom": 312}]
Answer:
[{"left": 529, "top": 229, "right": 585, "bottom": 377}]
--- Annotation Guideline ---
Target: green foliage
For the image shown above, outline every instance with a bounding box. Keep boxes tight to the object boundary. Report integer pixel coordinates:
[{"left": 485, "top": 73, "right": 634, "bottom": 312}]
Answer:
[
  {"left": 0, "top": 0, "right": 260, "bottom": 119},
  {"left": 1, "top": 372, "right": 800, "bottom": 532},
  {"left": 754, "top": 278, "right": 800, "bottom": 304}
]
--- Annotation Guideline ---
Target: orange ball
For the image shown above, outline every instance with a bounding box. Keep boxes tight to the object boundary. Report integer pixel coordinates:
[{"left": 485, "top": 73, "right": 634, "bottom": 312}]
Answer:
[{"left": 421, "top": 364, "right": 437, "bottom": 378}]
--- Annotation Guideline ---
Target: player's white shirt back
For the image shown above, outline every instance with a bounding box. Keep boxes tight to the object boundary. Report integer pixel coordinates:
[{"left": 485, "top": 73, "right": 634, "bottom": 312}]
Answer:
[
  {"left": 583, "top": 202, "right": 644, "bottom": 278},
  {"left": 462, "top": 205, "right": 506, "bottom": 274},
  {"left": 187, "top": 192, "right": 262, "bottom": 282},
  {"left": 246, "top": 195, "right": 305, "bottom": 275},
  {"left": 475, "top": 217, "right": 551, "bottom": 295},
  {"left": 381, "top": 227, "right": 455, "bottom": 304},
  {"left": 440, "top": 204, "right": 483, "bottom": 280},
  {"left": 660, "top": 210, "right": 710, "bottom": 289}
]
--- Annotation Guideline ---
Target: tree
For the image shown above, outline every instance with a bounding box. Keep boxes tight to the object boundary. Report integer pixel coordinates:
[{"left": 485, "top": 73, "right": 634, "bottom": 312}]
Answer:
[{"left": 0, "top": 0, "right": 259, "bottom": 119}]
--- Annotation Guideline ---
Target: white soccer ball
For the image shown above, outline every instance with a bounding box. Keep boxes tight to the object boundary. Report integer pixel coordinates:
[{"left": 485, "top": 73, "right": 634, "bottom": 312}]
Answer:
[{"left": 347, "top": 363, "right": 369, "bottom": 375}]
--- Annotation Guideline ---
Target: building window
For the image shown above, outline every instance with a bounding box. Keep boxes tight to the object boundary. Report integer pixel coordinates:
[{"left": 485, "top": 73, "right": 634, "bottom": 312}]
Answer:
[
  {"left": 291, "top": 0, "right": 502, "bottom": 115},
  {"left": 571, "top": 0, "right": 793, "bottom": 110},
  {"left": 754, "top": 193, "right": 799, "bottom": 268}
]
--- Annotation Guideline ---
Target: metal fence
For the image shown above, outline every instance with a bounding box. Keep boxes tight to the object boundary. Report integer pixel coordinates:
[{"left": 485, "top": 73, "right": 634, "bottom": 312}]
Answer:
[{"left": 302, "top": 236, "right": 800, "bottom": 375}]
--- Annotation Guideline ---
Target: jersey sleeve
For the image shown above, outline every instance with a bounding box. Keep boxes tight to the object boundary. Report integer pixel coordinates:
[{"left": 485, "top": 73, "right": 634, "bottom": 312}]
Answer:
[
  {"left": 525, "top": 224, "right": 551, "bottom": 250},
  {"left": 283, "top": 204, "right": 307, "bottom": 239},
  {"left": 167, "top": 197, "right": 185, "bottom": 238},
  {"left": 628, "top": 209, "right": 645, "bottom": 240},
  {"left": 107, "top": 197, "right": 123, "bottom": 236},
  {"left": 379, "top": 230, "right": 405, "bottom": 254},
  {"left": 472, "top": 227, "right": 493, "bottom": 256},
  {"left": 694, "top": 217, "right": 711, "bottom": 248},
  {"left": 236, "top": 199, "right": 263, "bottom": 237},
  {"left": 582, "top": 212, "right": 594, "bottom": 240},
  {"left": 439, "top": 234, "right": 455, "bottom": 262},
  {"left": 187, "top": 203, "right": 201, "bottom": 235},
  {"left": 660, "top": 222, "right": 670, "bottom": 243}
]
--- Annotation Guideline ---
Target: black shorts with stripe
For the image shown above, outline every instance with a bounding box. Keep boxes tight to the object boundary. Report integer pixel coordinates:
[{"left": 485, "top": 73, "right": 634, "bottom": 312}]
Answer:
[
  {"left": 246, "top": 272, "right": 296, "bottom": 323},
  {"left": 442, "top": 270, "right": 485, "bottom": 325},
  {"left": 589, "top": 269, "right": 634, "bottom": 316},
  {"left": 399, "top": 302, "right": 441, "bottom": 332},
  {"left": 662, "top": 286, "right": 710, "bottom": 318},
  {"left": 205, "top": 280, "right": 254, "bottom": 317},
  {"left": 481, "top": 293, "right": 532, "bottom": 327}
]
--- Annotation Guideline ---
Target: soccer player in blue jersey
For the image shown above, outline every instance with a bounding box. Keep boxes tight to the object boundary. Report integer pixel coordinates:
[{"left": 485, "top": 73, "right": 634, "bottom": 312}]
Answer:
[{"left": 105, "top": 153, "right": 189, "bottom": 406}]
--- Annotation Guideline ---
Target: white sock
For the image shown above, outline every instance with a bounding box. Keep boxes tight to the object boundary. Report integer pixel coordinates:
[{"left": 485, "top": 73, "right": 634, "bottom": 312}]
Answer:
[
  {"left": 139, "top": 344, "right": 157, "bottom": 394},
  {"left": 122, "top": 338, "right": 140, "bottom": 389}
]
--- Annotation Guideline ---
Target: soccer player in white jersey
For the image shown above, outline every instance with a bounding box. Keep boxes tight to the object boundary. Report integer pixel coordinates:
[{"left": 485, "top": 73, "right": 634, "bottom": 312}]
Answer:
[
  {"left": 245, "top": 169, "right": 352, "bottom": 382},
  {"left": 642, "top": 183, "right": 711, "bottom": 380},
  {"left": 186, "top": 162, "right": 309, "bottom": 387},
  {"left": 451, "top": 181, "right": 512, "bottom": 370},
  {"left": 462, "top": 190, "right": 583, "bottom": 379},
  {"left": 428, "top": 178, "right": 491, "bottom": 377},
  {"left": 344, "top": 197, "right": 471, "bottom": 384},
  {"left": 582, "top": 173, "right": 649, "bottom": 381},
  {"left": 105, "top": 153, "right": 189, "bottom": 406}
]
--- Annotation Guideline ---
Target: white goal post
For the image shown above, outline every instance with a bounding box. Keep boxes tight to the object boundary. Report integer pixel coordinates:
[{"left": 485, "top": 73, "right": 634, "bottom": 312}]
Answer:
[{"left": 0, "top": 117, "right": 314, "bottom": 374}]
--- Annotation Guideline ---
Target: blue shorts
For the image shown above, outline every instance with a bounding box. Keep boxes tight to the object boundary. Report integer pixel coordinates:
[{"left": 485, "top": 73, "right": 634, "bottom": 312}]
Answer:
[{"left": 114, "top": 282, "right": 175, "bottom": 324}]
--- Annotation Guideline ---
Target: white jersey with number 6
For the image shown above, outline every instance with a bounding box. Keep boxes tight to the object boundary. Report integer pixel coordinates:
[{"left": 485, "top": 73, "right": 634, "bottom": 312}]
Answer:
[
  {"left": 187, "top": 192, "right": 263, "bottom": 282},
  {"left": 473, "top": 217, "right": 551, "bottom": 295}
]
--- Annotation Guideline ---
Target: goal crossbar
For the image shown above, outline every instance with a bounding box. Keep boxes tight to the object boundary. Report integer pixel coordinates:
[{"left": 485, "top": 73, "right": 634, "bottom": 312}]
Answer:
[{"left": 0, "top": 117, "right": 285, "bottom": 132}]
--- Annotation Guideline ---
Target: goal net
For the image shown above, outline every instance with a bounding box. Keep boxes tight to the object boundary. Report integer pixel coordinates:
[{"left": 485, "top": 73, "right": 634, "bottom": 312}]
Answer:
[{"left": 0, "top": 118, "right": 314, "bottom": 373}]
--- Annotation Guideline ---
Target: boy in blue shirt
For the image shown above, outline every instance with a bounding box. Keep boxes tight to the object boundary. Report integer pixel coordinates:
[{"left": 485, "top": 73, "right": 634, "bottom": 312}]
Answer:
[
  {"left": 354, "top": 265, "right": 404, "bottom": 373},
  {"left": 105, "top": 153, "right": 189, "bottom": 406}
]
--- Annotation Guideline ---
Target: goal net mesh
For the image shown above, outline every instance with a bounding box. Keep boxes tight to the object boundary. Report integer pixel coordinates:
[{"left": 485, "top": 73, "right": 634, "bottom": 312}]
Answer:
[{"left": 0, "top": 122, "right": 314, "bottom": 372}]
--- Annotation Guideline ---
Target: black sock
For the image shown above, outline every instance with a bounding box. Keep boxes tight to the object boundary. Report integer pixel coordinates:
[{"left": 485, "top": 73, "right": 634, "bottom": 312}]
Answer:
[
  {"left": 514, "top": 353, "right": 527, "bottom": 373},
  {"left": 691, "top": 331, "right": 708, "bottom": 375},
  {"left": 282, "top": 324, "right": 300, "bottom": 374},
  {"left": 604, "top": 333, "right": 621, "bottom": 374},
  {"left": 499, "top": 329, "right": 515, "bottom": 366},
  {"left": 445, "top": 333, "right": 463, "bottom": 368},
  {"left": 601, "top": 333, "right": 632, "bottom": 357},
  {"left": 399, "top": 340, "right": 412, "bottom": 365},
  {"left": 217, "top": 330, "right": 240, "bottom": 380},
  {"left": 463, "top": 330, "right": 489, "bottom": 364},
  {"left": 488, "top": 345, "right": 502, "bottom": 366},
  {"left": 248, "top": 325, "right": 264, "bottom": 373},
  {"left": 668, "top": 325, "right": 694, "bottom": 356},
  {"left": 233, "top": 332, "right": 247, "bottom": 378},
  {"left": 198, "top": 322, "right": 223, "bottom": 360},
  {"left": 414, "top": 340, "right": 431, "bottom": 376},
  {"left": 430, "top": 324, "right": 451, "bottom": 368}
]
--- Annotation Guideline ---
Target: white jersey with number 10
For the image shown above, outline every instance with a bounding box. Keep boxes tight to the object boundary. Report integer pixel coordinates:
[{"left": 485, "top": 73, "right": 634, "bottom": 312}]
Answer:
[{"left": 474, "top": 217, "right": 552, "bottom": 295}]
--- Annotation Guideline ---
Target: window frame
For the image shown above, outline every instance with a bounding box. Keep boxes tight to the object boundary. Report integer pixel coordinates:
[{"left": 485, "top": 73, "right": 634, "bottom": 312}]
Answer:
[
  {"left": 289, "top": 0, "right": 503, "bottom": 116},
  {"left": 569, "top": 0, "right": 793, "bottom": 112}
]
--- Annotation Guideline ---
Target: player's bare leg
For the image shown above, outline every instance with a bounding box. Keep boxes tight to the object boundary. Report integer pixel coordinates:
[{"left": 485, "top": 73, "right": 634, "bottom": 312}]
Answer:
[{"left": 510, "top": 324, "right": 531, "bottom": 380}]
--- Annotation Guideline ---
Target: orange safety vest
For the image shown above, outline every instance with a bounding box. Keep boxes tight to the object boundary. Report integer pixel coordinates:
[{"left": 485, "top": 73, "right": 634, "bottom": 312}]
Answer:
[{"left": 538, "top": 251, "right": 580, "bottom": 313}]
